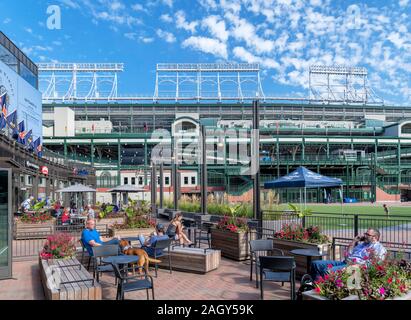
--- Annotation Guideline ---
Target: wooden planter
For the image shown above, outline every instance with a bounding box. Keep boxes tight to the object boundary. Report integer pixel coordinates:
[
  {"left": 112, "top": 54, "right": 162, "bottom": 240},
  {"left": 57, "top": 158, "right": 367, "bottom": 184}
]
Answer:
[
  {"left": 157, "top": 247, "right": 221, "bottom": 274},
  {"left": 39, "top": 256, "right": 101, "bottom": 300},
  {"left": 272, "top": 238, "right": 331, "bottom": 277},
  {"left": 210, "top": 228, "right": 256, "bottom": 261},
  {"left": 14, "top": 220, "right": 55, "bottom": 240},
  {"left": 303, "top": 289, "right": 411, "bottom": 300},
  {"left": 97, "top": 215, "right": 126, "bottom": 227},
  {"left": 108, "top": 227, "right": 156, "bottom": 238}
]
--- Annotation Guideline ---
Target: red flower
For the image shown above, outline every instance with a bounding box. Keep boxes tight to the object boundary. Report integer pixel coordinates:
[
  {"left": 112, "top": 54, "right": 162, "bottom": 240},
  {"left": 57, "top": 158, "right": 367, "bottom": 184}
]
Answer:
[
  {"left": 327, "top": 264, "right": 333, "bottom": 269},
  {"left": 387, "top": 278, "right": 393, "bottom": 284}
]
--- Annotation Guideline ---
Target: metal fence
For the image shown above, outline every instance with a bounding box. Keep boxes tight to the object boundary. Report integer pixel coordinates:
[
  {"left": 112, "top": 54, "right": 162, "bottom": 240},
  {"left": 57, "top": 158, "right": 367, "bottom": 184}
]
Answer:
[
  {"left": 261, "top": 211, "right": 411, "bottom": 246},
  {"left": 12, "top": 223, "right": 108, "bottom": 261}
]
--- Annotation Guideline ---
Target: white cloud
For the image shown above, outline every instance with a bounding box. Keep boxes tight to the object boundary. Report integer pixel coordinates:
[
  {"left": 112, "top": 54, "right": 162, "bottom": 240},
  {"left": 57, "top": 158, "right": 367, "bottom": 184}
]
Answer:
[
  {"left": 233, "top": 46, "right": 280, "bottom": 70},
  {"left": 131, "top": 3, "right": 149, "bottom": 13},
  {"left": 162, "top": 0, "right": 173, "bottom": 7},
  {"left": 182, "top": 36, "right": 228, "bottom": 59},
  {"left": 156, "top": 29, "right": 176, "bottom": 43},
  {"left": 202, "top": 15, "right": 229, "bottom": 42},
  {"left": 399, "top": 0, "right": 409, "bottom": 7},
  {"left": 3, "top": 18, "right": 11, "bottom": 24},
  {"left": 110, "top": 1, "right": 125, "bottom": 11},
  {"left": 160, "top": 14, "right": 173, "bottom": 23},
  {"left": 175, "top": 10, "right": 198, "bottom": 33}
]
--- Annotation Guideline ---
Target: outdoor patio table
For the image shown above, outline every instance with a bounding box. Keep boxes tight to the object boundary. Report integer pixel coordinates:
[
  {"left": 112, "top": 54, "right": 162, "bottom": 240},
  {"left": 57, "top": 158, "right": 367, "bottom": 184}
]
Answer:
[
  {"left": 290, "top": 249, "right": 328, "bottom": 275},
  {"left": 122, "top": 237, "right": 142, "bottom": 245},
  {"left": 102, "top": 255, "right": 139, "bottom": 278}
]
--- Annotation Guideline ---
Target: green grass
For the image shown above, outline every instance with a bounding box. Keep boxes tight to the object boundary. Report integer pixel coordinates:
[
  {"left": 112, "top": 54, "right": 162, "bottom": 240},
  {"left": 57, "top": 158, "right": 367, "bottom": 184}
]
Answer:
[{"left": 272, "top": 204, "right": 411, "bottom": 217}]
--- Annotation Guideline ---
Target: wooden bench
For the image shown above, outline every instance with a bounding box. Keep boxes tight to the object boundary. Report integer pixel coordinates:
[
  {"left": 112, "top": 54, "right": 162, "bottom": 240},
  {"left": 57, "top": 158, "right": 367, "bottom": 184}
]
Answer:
[
  {"left": 157, "top": 247, "right": 221, "bottom": 274},
  {"left": 13, "top": 222, "right": 54, "bottom": 240},
  {"left": 39, "top": 257, "right": 102, "bottom": 300}
]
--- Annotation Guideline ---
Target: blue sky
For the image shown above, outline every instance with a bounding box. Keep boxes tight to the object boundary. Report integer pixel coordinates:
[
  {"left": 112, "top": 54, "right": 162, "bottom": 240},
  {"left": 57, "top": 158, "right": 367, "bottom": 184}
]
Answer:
[{"left": 0, "top": 0, "right": 410, "bottom": 104}]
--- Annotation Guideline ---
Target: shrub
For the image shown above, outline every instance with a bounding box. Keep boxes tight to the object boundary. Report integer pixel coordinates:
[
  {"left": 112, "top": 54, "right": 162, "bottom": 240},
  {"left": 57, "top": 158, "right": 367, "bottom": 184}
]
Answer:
[
  {"left": 20, "top": 211, "right": 53, "bottom": 224},
  {"left": 40, "top": 233, "right": 77, "bottom": 260},
  {"left": 273, "top": 223, "right": 329, "bottom": 244}
]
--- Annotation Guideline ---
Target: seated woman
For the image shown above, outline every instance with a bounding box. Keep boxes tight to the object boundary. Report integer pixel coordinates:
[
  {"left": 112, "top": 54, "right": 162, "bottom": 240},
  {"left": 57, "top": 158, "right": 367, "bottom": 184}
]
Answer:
[
  {"left": 61, "top": 208, "right": 70, "bottom": 225},
  {"left": 170, "top": 213, "right": 192, "bottom": 246}
]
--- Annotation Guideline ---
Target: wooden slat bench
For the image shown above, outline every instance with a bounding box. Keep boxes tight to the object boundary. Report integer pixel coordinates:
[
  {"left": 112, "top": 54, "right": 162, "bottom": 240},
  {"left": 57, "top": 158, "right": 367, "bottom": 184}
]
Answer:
[
  {"left": 39, "top": 257, "right": 102, "bottom": 300},
  {"left": 157, "top": 246, "right": 221, "bottom": 274}
]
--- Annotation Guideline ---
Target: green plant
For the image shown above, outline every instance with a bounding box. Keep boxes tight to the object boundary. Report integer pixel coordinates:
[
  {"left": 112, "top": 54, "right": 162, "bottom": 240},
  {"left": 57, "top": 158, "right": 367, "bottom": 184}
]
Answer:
[
  {"left": 314, "top": 253, "right": 411, "bottom": 300},
  {"left": 274, "top": 223, "right": 329, "bottom": 244},
  {"left": 33, "top": 200, "right": 46, "bottom": 212},
  {"left": 288, "top": 203, "right": 313, "bottom": 218},
  {"left": 20, "top": 211, "right": 53, "bottom": 224},
  {"left": 40, "top": 233, "right": 77, "bottom": 260}
]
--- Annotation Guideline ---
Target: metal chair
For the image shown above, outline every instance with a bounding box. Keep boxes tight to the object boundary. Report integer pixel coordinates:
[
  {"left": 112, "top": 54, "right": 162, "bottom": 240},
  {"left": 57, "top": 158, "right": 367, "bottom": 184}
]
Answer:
[
  {"left": 111, "top": 263, "right": 155, "bottom": 300},
  {"left": 249, "top": 239, "right": 284, "bottom": 288},
  {"left": 150, "top": 238, "right": 172, "bottom": 277},
  {"left": 259, "top": 256, "right": 296, "bottom": 300},
  {"left": 194, "top": 220, "right": 211, "bottom": 249},
  {"left": 91, "top": 244, "right": 119, "bottom": 283},
  {"left": 79, "top": 239, "right": 91, "bottom": 270}
]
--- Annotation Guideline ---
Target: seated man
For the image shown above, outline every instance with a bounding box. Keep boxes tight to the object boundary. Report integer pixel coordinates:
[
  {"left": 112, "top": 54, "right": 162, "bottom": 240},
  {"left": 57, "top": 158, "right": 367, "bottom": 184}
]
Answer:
[
  {"left": 310, "top": 228, "right": 387, "bottom": 280},
  {"left": 81, "top": 218, "right": 120, "bottom": 256},
  {"left": 138, "top": 224, "right": 170, "bottom": 257}
]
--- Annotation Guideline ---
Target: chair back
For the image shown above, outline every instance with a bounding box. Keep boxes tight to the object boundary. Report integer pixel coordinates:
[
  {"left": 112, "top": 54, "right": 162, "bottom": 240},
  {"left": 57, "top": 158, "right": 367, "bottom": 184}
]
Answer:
[
  {"left": 166, "top": 224, "right": 177, "bottom": 238},
  {"left": 153, "top": 238, "right": 172, "bottom": 250},
  {"left": 250, "top": 239, "right": 273, "bottom": 252},
  {"left": 259, "top": 256, "right": 296, "bottom": 272},
  {"left": 92, "top": 244, "right": 119, "bottom": 259}
]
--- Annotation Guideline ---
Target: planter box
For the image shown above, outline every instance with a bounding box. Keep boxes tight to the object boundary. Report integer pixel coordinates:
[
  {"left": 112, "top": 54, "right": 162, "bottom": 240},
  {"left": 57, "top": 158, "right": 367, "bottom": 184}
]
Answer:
[
  {"left": 39, "top": 256, "right": 101, "bottom": 300},
  {"left": 14, "top": 220, "right": 55, "bottom": 240},
  {"left": 272, "top": 238, "right": 331, "bottom": 277},
  {"left": 210, "top": 228, "right": 256, "bottom": 261},
  {"left": 97, "top": 216, "right": 126, "bottom": 227},
  {"left": 157, "top": 247, "right": 221, "bottom": 274},
  {"left": 303, "top": 289, "right": 411, "bottom": 300},
  {"left": 108, "top": 227, "right": 156, "bottom": 238}
]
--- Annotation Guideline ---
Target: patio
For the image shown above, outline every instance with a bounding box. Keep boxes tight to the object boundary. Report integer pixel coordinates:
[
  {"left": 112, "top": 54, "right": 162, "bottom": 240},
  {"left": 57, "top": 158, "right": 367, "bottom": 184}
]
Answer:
[{"left": 0, "top": 258, "right": 290, "bottom": 300}]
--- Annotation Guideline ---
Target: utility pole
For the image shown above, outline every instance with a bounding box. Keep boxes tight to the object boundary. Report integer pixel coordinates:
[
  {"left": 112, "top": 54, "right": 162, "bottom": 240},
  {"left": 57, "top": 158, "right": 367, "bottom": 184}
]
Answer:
[{"left": 252, "top": 99, "right": 261, "bottom": 237}]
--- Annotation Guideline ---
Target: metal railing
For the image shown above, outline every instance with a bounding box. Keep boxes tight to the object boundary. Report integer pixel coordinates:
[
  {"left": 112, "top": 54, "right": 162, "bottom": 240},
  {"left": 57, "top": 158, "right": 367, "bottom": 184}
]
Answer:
[
  {"left": 261, "top": 211, "right": 411, "bottom": 246},
  {"left": 12, "top": 223, "right": 109, "bottom": 261}
]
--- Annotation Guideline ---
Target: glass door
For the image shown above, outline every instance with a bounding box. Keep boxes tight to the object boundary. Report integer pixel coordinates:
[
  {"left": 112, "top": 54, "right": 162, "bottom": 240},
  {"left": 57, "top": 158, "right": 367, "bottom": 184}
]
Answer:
[{"left": 0, "top": 169, "right": 11, "bottom": 280}]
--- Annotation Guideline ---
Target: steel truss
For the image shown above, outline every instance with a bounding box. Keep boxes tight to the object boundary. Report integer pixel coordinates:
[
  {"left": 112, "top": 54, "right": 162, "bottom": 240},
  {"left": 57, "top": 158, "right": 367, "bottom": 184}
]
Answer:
[
  {"left": 309, "top": 65, "right": 383, "bottom": 105},
  {"left": 38, "top": 63, "right": 124, "bottom": 102},
  {"left": 153, "top": 63, "right": 265, "bottom": 102}
]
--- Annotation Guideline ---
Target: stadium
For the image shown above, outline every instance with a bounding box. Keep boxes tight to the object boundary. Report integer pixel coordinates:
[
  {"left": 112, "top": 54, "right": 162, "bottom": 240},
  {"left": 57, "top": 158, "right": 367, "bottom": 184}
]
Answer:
[{"left": 39, "top": 62, "right": 411, "bottom": 204}]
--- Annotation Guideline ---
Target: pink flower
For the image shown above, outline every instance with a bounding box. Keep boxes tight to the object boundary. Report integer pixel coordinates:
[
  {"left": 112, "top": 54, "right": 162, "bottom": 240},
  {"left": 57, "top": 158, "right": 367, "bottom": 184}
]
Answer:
[
  {"left": 314, "top": 287, "right": 321, "bottom": 294},
  {"left": 379, "top": 287, "right": 385, "bottom": 296},
  {"left": 327, "top": 264, "right": 333, "bottom": 269}
]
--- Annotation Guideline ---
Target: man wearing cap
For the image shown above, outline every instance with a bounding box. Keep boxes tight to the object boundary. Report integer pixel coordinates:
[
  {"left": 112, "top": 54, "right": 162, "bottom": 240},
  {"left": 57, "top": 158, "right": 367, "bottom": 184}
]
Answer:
[{"left": 138, "top": 223, "right": 169, "bottom": 257}]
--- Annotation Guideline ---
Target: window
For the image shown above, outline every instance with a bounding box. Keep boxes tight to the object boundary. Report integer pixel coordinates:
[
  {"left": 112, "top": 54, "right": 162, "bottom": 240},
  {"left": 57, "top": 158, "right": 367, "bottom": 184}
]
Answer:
[
  {"left": 20, "top": 62, "right": 37, "bottom": 88},
  {"left": 124, "top": 177, "right": 128, "bottom": 185},
  {"left": 27, "top": 176, "right": 33, "bottom": 185},
  {"left": 191, "top": 176, "right": 196, "bottom": 185},
  {"left": 165, "top": 177, "right": 170, "bottom": 185},
  {"left": 157, "top": 176, "right": 160, "bottom": 185},
  {"left": 131, "top": 177, "right": 136, "bottom": 185},
  {"left": 184, "top": 177, "right": 189, "bottom": 185},
  {"left": 138, "top": 177, "right": 143, "bottom": 185}
]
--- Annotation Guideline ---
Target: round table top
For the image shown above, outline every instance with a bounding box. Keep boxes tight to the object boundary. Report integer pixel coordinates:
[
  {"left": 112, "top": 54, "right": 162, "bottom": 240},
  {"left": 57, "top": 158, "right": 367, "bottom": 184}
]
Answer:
[
  {"left": 290, "top": 248, "right": 328, "bottom": 257},
  {"left": 122, "top": 237, "right": 141, "bottom": 242},
  {"left": 102, "top": 255, "right": 139, "bottom": 265}
]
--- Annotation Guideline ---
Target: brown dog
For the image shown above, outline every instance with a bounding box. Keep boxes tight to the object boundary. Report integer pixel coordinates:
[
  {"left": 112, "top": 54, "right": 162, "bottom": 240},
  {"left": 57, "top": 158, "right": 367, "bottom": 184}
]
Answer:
[{"left": 119, "top": 239, "right": 162, "bottom": 274}]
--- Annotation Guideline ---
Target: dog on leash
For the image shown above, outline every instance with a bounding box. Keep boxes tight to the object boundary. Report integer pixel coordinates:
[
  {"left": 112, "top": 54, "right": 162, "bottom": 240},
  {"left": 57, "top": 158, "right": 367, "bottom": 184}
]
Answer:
[{"left": 119, "top": 239, "right": 162, "bottom": 274}]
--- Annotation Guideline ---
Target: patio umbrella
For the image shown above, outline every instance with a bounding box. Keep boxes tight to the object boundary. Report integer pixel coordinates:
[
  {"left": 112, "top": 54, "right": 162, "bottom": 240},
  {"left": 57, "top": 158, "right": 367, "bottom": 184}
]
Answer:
[
  {"left": 264, "top": 166, "right": 343, "bottom": 212},
  {"left": 56, "top": 184, "right": 96, "bottom": 210},
  {"left": 108, "top": 185, "right": 145, "bottom": 207}
]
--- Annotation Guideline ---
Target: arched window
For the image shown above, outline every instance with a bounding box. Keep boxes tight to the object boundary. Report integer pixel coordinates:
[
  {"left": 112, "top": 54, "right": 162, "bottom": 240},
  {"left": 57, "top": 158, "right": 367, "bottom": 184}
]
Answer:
[{"left": 401, "top": 123, "right": 411, "bottom": 134}]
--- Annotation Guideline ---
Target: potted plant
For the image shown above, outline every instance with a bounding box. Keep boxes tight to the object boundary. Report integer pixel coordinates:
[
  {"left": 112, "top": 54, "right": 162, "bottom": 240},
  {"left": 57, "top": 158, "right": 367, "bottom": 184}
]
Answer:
[
  {"left": 272, "top": 223, "right": 331, "bottom": 276},
  {"left": 303, "top": 253, "right": 411, "bottom": 300},
  {"left": 210, "top": 204, "right": 256, "bottom": 261},
  {"left": 108, "top": 200, "right": 156, "bottom": 238},
  {"left": 97, "top": 204, "right": 126, "bottom": 227},
  {"left": 14, "top": 201, "right": 55, "bottom": 239},
  {"left": 40, "top": 233, "right": 77, "bottom": 260}
]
